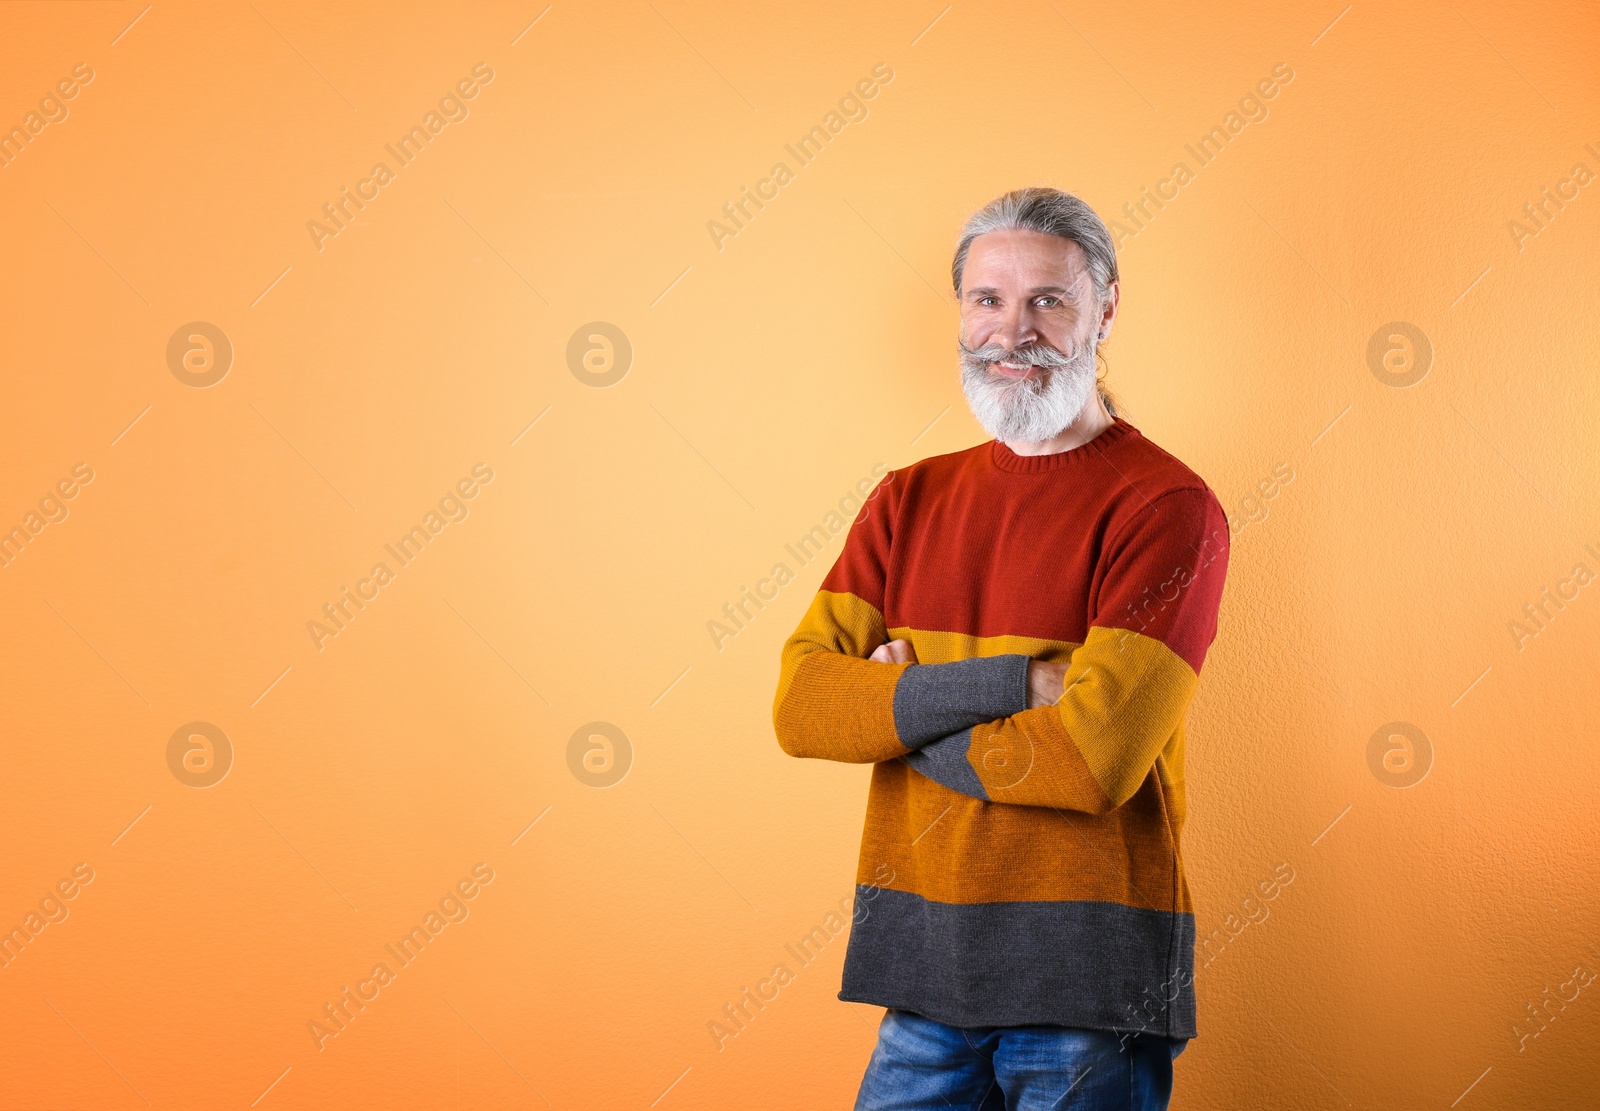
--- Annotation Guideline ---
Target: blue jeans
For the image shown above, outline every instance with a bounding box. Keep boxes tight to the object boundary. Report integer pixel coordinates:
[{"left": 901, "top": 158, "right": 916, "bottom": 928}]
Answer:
[{"left": 854, "top": 1009, "right": 1186, "bottom": 1111}]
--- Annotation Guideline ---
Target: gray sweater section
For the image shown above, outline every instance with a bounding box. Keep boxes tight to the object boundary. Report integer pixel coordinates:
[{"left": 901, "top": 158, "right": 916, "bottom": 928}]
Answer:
[{"left": 890, "top": 654, "right": 1032, "bottom": 750}]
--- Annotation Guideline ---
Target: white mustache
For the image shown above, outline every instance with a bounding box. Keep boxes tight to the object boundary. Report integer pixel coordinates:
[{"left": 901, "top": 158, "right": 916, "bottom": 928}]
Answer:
[{"left": 961, "top": 342, "right": 1075, "bottom": 369}]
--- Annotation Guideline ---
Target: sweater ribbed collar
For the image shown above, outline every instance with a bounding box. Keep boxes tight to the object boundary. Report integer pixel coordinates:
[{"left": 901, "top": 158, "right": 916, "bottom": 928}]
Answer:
[{"left": 988, "top": 416, "right": 1137, "bottom": 474}]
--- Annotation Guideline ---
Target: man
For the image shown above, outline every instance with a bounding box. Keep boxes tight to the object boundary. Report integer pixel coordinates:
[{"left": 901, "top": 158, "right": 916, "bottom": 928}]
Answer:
[{"left": 772, "top": 186, "right": 1231, "bottom": 1110}]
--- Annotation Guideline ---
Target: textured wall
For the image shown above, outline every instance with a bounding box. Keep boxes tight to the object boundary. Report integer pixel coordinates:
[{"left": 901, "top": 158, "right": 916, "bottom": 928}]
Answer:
[{"left": 1, "top": 1, "right": 1597, "bottom": 1108}]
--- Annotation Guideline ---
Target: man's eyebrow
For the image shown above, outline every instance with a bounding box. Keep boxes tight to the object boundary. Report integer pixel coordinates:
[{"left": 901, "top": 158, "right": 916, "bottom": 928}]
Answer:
[{"left": 964, "top": 284, "right": 1079, "bottom": 297}]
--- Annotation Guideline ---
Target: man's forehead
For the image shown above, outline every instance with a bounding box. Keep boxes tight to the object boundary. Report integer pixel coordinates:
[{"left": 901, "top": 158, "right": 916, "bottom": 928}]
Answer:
[
  {"left": 960, "top": 232, "right": 1088, "bottom": 297},
  {"left": 966, "top": 230, "right": 1089, "bottom": 280}
]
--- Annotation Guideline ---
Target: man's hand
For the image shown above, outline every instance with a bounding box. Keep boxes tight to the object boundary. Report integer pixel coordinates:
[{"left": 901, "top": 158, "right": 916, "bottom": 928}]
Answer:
[
  {"left": 1027, "top": 660, "right": 1068, "bottom": 708},
  {"left": 869, "top": 638, "right": 918, "bottom": 664}
]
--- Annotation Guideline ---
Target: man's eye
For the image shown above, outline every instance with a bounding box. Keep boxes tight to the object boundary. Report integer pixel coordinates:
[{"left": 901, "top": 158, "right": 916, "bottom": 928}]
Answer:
[{"left": 1036, "top": 297, "right": 1059, "bottom": 307}]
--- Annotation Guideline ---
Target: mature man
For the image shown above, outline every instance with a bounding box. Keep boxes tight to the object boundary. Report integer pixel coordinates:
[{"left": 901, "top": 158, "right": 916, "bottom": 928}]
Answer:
[{"left": 772, "top": 187, "right": 1231, "bottom": 1110}]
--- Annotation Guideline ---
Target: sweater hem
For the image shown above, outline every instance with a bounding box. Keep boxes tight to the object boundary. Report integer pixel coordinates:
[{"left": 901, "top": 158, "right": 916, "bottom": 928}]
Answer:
[{"left": 836, "top": 989, "right": 1197, "bottom": 1041}]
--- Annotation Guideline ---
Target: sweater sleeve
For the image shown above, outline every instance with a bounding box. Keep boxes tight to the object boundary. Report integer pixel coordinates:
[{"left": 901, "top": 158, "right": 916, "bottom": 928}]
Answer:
[
  {"left": 773, "top": 472, "right": 1034, "bottom": 764},
  {"left": 904, "top": 486, "right": 1230, "bottom": 811}
]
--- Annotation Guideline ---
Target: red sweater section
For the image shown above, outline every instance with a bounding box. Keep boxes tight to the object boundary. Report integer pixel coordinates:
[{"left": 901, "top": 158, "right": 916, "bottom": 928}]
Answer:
[{"left": 820, "top": 418, "right": 1229, "bottom": 671}]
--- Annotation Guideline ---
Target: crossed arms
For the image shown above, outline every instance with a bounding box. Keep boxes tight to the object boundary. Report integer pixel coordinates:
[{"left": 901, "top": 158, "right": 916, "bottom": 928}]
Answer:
[
  {"left": 870, "top": 635, "right": 1082, "bottom": 807},
  {"left": 770, "top": 485, "right": 1230, "bottom": 815},
  {"left": 773, "top": 619, "right": 1177, "bottom": 814}
]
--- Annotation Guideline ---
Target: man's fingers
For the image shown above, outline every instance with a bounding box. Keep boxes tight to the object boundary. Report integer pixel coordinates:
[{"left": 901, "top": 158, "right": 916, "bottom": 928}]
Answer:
[{"left": 870, "top": 639, "right": 918, "bottom": 664}]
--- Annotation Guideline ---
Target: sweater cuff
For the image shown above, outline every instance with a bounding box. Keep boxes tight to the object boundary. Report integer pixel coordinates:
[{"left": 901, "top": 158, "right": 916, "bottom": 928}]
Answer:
[{"left": 891, "top": 653, "right": 1033, "bottom": 750}]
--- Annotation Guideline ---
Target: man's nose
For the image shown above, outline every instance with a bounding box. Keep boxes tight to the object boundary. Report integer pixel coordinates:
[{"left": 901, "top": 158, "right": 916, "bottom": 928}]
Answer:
[
  {"left": 983, "top": 305, "right": 1037, "bottom": 351},
  {"left": 993, "top": 318, "right": 1037, "bottom": 351}
]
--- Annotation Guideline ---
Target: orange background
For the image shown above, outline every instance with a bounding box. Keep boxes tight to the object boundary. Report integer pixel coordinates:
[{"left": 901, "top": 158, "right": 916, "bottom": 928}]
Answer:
[{"left": 2, "top": 1, "right": 1598, "bottom": 1107}]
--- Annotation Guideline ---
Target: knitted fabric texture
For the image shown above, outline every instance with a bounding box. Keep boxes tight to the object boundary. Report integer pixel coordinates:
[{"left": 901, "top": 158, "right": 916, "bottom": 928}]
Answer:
[{"left": 772, "top": 417, "right": 1230, "bottom": 1038}]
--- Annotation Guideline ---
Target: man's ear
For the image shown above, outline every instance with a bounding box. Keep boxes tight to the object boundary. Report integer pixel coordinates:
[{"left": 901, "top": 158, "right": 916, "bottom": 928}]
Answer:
[{"left": 1097, "top": 280, "right": 1121, "bottom": 339}]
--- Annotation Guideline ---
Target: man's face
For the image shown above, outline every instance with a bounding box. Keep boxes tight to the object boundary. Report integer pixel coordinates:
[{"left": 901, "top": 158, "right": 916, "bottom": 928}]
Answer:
[{"left": 957, "top": 228, "right": 1116, "bottom": 442}]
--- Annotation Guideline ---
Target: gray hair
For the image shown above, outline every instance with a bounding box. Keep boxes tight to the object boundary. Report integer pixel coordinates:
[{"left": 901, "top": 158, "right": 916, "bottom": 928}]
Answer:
[{"left": 951, "top": 187, "right": 1123, "bottom": 418}]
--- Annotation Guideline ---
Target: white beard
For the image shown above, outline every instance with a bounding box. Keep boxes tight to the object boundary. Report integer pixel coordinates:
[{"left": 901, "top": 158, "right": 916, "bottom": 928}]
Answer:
[{"left": 958, "top": 336, "right": 1098, "bottom": 443}]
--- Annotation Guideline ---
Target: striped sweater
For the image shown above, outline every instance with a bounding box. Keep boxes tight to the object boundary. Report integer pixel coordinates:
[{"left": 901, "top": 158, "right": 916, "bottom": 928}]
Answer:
[{"left": 772, "top": 417, "right": 1229, "bottom": 1038}]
